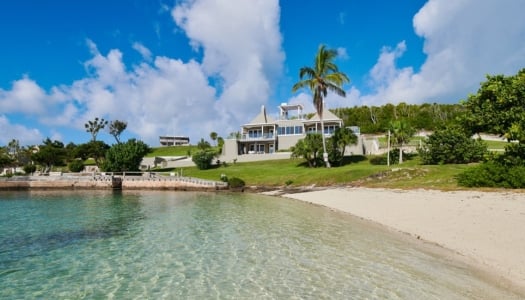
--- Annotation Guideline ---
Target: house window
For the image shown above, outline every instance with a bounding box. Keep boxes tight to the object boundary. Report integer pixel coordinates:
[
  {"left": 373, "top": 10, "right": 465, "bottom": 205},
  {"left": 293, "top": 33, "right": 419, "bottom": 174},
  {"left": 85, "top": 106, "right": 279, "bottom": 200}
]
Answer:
[
  {"left": 248, "top": 130, "right": 262, "bottom": 138},
  {"left": 294, "top": 126, "right": 303, "bottom": 134},
  {"left": 324, "top": 125, "right": 337, "bottom": 134},
  {"left": 257, "top": 144, "right": 265, "bottom": 153}
]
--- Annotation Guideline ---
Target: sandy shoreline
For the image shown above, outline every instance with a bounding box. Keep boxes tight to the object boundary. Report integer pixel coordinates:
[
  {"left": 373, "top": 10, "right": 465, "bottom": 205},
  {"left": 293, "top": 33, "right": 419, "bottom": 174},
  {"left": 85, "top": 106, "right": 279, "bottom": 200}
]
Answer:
[{"left": 277, "top": 187, "right": 525, "bottom": 292}]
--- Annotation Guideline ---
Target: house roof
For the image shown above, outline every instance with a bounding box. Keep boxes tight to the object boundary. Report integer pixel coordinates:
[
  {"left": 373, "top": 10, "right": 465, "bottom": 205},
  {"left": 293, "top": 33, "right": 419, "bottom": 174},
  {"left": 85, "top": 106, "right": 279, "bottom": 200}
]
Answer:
[
  {"left": 307, "top": 109, "right": 341, "bottom": 122},
  {"left": 246, "top": 105, "right": 274, "bottom": 125}
]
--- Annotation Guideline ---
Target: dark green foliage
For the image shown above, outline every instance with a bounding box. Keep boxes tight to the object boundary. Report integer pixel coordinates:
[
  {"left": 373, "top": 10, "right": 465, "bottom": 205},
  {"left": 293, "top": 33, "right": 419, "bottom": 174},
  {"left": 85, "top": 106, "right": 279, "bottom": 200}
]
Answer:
[
  {"left": 291, "top": 133, "right": 323, "bottom": 167},
  {"left": 457, "top": 162, "right": 525, "bottom": 188},
  {"left": 85, "top": 141, "right": 110, "bottom": 167},
  {"left": 332, "top": 103, "right": 464, "bottom": 134},
  {"left": 192, "top": 149, "right": 217, "bottom": 170},
  {"left": 32, "top": 138, "right": 67, "bottom": 170},
  {"left": 460, "top": 69, "right": 525, "bottom": 142},
  {"left": 0, "top": 147, "right": 14, "bottom": 168},
  {"left": 328, "top": 127, "right": 358, "bottom": 166},
  {"left": 457, "top": 68, "right": 525, "bottom": 188},
  {"left": 419, "top": 127, "right": 487, "bottom": 164},
  {"left": 23, "top": 164, "right": 36, "bottom": 174},
  {"left": 102, "top": 139, "right": 151, "bottom": 172},
  {"left": 228, "top": 177, "right": 245, "bottom": 188},
  {"left": 68, "top": 160, "right": 85, "bottom": 172}
]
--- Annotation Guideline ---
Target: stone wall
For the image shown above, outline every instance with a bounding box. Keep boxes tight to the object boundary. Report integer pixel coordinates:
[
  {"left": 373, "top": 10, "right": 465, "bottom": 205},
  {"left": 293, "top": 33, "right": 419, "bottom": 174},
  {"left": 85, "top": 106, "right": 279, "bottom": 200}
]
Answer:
[{"left": 0, "top": 174, "right": 227, "bottom": 191}]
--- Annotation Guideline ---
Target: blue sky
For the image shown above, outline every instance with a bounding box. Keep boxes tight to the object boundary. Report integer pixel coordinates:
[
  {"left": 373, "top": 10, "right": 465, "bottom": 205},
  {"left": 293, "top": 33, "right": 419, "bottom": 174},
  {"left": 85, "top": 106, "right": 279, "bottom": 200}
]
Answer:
[{"left": 1, "top": 0, "right": 524, "bottom": 146}]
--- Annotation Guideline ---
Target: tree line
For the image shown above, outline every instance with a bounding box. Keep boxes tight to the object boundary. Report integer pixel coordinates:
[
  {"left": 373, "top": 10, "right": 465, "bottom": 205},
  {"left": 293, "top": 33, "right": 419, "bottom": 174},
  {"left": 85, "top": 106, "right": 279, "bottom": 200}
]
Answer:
[
  {"left": 0, "top": 118, "right": 150, "bottom": 175},
  {"left": 331, "top": 103, "right": 464, "bottom": 134}
]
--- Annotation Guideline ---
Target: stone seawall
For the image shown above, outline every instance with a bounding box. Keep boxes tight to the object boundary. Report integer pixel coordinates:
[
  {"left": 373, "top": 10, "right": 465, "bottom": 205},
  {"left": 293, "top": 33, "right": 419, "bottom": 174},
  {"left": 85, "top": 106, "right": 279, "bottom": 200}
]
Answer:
[{"left": 0, "top": 174, "right": 228, "bottom": 191}]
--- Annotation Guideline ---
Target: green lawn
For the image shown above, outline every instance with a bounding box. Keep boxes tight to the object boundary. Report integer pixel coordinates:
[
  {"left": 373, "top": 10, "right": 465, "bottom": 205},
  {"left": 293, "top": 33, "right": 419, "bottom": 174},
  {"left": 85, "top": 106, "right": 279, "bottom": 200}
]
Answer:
[
  {"left": 158, "top": 155, "right": 475, "bottom": 190},
  {"left": 145, "top": 146, "right": 194, "bottom": 157},
  {"left": 484, "top": 140, "right": 509, "bottom": 150}
]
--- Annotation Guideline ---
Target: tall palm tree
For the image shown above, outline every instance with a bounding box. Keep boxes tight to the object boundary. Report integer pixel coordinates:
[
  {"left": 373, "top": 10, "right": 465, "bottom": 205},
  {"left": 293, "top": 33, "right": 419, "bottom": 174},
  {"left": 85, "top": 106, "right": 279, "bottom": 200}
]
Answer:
[{"left": 292, "top": 44, "right": 350, "bottom": 167}]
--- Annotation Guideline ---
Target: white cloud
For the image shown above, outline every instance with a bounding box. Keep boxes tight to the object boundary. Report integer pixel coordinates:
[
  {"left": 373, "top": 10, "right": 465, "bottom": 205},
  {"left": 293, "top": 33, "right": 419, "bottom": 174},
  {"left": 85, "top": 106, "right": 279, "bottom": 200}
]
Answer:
[
  {"left": 351, "top": 0, "right": 525, "bottom": 106},
  {"left": 0, "top": 77, "right": 47, "bottom": 114},
  {"left": 132, "top": 42, "right": 153, "bottom": 62},
  {"left": 172, "top": 0, "right": 284, "bottom": 125},
  {"left": 0, "top": 0, "right": 284, "bottom": 146},
  {"left": 0, "top": 115, "right": 43, "bottom": 145},
  {"left": 337, "top": 47, "right": 349, "bottom": 60}
]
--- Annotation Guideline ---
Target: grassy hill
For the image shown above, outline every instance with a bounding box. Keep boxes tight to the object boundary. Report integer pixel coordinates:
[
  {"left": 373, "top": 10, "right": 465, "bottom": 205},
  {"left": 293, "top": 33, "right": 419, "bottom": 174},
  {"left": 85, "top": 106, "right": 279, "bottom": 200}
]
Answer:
[{"left": 145, "top": 146, "right": 194, "bottom": 157}]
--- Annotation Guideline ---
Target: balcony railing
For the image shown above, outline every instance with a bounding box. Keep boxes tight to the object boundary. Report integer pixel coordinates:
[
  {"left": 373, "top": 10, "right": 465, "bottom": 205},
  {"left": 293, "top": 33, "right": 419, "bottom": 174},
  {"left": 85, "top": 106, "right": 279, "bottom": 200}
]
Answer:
[{"left": 240, "top": 133, "right": 276, "bottom": 141}]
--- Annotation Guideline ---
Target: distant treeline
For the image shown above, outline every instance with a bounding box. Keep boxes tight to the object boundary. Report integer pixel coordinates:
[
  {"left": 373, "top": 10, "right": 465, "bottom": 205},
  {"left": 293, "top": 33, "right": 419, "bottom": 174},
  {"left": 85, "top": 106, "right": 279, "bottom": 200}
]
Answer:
[{"left": 331, "top": 103, "right": 464, "bottom": 134}]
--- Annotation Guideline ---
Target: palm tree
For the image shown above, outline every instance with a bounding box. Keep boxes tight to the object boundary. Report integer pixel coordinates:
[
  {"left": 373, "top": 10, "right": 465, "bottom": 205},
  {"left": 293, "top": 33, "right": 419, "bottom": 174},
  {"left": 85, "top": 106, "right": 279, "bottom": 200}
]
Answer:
[
  {"left": 292, "top": 44, "right": 350, "bottom": 167},
  {"left": 388, "top": 120, "right": 415, "bottom": 164},
  {"left": 210, "top": 131, "right": 218, "bottom": 146}
]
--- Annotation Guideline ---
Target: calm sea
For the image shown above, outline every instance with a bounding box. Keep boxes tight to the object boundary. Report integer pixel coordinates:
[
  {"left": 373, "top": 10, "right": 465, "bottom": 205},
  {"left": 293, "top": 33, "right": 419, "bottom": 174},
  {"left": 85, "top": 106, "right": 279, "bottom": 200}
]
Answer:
[{"left": 0, "top": 190, "right": 520, "bottom": 299}]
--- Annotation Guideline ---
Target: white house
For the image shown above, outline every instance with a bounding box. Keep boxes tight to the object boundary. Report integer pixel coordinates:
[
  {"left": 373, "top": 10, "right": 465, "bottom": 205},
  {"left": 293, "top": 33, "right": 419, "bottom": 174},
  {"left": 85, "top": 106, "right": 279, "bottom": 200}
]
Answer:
[{"left": 222, "top": 103, "right": 360, "bottom": 158}]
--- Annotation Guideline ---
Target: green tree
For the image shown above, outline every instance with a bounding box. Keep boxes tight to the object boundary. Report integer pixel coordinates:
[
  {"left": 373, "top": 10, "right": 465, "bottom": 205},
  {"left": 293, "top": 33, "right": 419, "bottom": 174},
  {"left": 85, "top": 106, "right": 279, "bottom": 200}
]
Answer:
[
  {"left": 328, "top": 127, "right": 358, "bottom": 166},
  {"left": 291, "top": 133, "right": 324, "bottom": 168},
  {"left": 457, "top": 68, "right": 525, "bottom": 188},
  {"left": 32, "top": 138, "right": 67, "bottom": 171},
  {"left": 461, "top": 68, "right": 525, "bottom": 155},
  {"left": 7, "top": 139, "right": 21, "bottom": 166},
  {"left": 85, "top": 141, "right": 110, "bottom": 167},
  {"left": 192, "top": 149, "right": 217, "bottom": 170},
  {"left": 418, "top": 126, "right": 487, "bottom": 164},
  {"left": 85, "top": 117, "right": 108, "bottom": 141},
  {"left": 0, "top": 147, "right": 14, "bottom": 169},
  {"left": 197, "top": 138, "right": 211, "bottom": 150},
  {"left": 388, "top": 120, "right": 415, "bottom": 164},
  {"left": 103, "top": 139, "right": 151, "bottom": 172},
  {"left": 210, "top": 132, "right": 218, "bottom": 146},
  {"left": 109, "top": 120, "right": 128, "bottom": 144},
  {"left": 292, "top": 44, "right": 350, "bottom": 167}
]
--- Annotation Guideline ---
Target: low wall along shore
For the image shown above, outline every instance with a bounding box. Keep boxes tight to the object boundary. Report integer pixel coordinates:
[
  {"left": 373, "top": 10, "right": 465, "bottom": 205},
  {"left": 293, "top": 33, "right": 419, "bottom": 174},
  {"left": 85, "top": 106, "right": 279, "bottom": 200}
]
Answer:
[{"left": 0, "top": 172, "right": 228, "bottom": 191}]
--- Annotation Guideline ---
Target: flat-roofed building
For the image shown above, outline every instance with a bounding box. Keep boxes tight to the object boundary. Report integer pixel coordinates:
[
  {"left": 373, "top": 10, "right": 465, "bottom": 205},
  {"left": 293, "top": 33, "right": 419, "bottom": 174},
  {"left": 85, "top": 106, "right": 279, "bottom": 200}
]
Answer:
[{"left": 159, "top": 136, "right": 190, "bottom": 146}]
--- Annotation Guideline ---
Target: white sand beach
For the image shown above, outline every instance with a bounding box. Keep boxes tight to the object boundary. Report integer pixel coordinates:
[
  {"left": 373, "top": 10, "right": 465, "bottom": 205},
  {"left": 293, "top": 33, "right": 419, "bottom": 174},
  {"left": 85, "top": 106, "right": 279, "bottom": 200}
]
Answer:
[{"left": 281, "top": 188, "right": 525, "bottom": 291}]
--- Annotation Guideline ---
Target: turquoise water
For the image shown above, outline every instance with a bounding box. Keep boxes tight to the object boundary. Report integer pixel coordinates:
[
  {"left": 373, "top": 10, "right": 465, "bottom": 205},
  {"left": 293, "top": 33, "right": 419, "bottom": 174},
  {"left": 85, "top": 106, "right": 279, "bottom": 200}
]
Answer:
[{"left": 0, "top": 190, "right": 520, "bottom": 299}]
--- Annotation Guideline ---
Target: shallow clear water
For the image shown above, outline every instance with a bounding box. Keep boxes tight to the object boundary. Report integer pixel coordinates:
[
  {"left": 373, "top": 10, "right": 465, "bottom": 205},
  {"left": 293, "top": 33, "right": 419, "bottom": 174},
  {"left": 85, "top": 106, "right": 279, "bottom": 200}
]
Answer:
[{"left": 0, "top": 190, "right": 520, "bottom": 299}]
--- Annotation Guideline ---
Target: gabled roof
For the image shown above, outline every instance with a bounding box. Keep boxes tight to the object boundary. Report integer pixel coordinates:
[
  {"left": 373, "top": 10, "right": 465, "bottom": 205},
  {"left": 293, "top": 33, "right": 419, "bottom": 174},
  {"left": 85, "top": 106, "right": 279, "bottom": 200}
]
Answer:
[
  {"left": 246, "top": 105, "right": 275, "bottom": 125},
  {"left": 307, "top": 109, "right": 341, "bottom": 122}
]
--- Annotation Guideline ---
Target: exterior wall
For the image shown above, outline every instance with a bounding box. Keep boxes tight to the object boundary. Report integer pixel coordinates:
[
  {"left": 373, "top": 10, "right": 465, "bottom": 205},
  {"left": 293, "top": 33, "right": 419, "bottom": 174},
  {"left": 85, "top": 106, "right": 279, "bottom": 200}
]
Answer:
[
  {"left": 277, "top": 135, "right": 302, "bottom": 150},
  {"left": 222, "top": 139, "right": 239, "bottom": 157}
]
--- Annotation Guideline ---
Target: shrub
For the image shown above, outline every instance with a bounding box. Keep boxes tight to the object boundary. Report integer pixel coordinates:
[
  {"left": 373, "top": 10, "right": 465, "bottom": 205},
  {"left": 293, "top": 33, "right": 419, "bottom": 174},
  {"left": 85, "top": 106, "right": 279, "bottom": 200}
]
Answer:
[
  {"left": 457, "top": 161, "right": 525, "bottom": 188},
  {"left": 220, "top": 174, "right": 228, "bottom": 182},
  {"left": 23, "top": 164, "right": 37, "bottom": 174},
  {"left": 68, "top": 160, "right": 85, "bottom": 172},
  {"left": 228, "top": 177, "right": 245, "bottom": 189},
  {"left": 192, "top": 149, "right": 217, "bottom": 170},
  {"left": 419, "top": 126, "right": 487, "bottom": 165}
]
